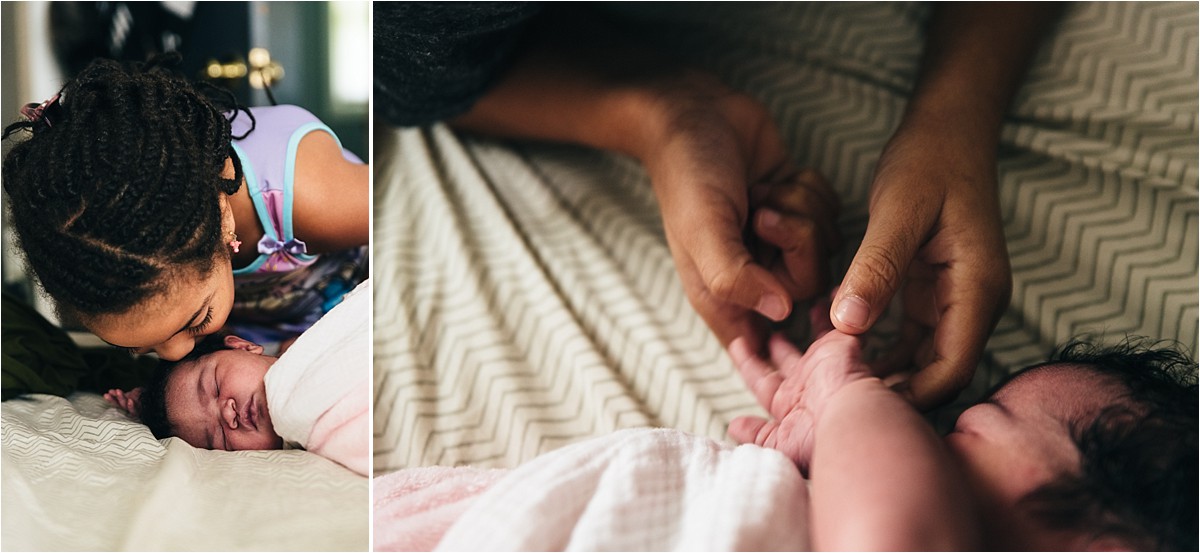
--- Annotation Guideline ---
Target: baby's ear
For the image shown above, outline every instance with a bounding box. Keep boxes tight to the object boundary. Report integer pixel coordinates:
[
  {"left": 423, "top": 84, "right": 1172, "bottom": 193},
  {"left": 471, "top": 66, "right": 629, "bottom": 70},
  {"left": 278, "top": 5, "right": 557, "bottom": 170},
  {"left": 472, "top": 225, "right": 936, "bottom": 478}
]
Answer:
[{"left": 223, "top": 335, "right": 265, "bottom": 355}]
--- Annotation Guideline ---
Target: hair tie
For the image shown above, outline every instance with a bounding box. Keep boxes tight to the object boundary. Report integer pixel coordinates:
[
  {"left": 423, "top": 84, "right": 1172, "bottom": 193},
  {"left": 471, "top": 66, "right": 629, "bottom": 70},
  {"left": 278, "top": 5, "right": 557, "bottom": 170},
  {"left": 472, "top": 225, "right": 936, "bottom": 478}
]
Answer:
[{"left": 19, "top": 93, "right": 63, "bottom": 128}]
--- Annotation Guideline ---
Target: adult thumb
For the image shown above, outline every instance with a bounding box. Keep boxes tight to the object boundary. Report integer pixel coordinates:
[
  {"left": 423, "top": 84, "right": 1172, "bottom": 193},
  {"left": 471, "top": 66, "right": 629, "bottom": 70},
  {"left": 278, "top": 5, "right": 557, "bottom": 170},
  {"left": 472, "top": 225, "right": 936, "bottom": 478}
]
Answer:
[{"left": 832, "top": 216, "right": 922, "bottom": 334}]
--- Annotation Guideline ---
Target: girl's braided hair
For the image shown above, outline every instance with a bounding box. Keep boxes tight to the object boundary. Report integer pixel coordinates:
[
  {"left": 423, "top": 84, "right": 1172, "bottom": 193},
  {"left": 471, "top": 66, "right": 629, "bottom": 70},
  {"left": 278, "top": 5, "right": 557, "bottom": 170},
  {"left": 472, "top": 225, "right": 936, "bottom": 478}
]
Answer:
[{"left": 2, "top": 53, "right": 254, "bottom": 317}]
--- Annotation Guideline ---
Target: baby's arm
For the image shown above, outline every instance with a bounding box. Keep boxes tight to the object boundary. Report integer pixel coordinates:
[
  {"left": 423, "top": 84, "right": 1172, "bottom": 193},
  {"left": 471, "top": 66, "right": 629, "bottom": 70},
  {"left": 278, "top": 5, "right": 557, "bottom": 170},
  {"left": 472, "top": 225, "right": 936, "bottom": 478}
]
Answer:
[
  {"left": 728, "top": 313, "right": 979, "bottom": 550},
  {"left": 807, "top": 372, "right": 978, "bottom": 549}
]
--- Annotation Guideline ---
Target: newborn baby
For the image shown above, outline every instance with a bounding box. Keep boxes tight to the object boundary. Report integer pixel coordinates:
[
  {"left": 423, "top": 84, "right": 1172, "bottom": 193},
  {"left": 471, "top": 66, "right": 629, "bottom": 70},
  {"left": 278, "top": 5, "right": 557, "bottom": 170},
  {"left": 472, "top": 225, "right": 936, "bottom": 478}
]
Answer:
[
  {"left": 726, "top": 304, "right": 1197, "bottom": 550},
  {"left": 107, "top": 335, "right": 283, "bottom": 451},
  {"left": 106, "top": 279, "right": 370, "bottom": 474}
]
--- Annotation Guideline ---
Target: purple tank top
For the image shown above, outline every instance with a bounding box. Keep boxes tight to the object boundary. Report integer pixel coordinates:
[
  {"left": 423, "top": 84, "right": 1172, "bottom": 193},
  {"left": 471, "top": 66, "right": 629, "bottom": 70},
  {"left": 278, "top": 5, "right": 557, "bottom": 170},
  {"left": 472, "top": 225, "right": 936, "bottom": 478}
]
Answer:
[{"left": 224, "top": 105, "right": 367, "bottom": 342}]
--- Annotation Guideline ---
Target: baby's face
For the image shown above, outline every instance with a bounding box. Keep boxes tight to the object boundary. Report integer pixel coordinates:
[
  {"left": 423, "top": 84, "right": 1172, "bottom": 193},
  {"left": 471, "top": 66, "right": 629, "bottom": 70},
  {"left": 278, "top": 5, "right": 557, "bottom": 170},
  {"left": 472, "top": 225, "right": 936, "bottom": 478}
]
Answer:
[
  {"left": 945, "top": 363, "right": 1122, "bottom": 510},
  {"left": 165, "top": 345, "right": 283, "bottom": 451}
]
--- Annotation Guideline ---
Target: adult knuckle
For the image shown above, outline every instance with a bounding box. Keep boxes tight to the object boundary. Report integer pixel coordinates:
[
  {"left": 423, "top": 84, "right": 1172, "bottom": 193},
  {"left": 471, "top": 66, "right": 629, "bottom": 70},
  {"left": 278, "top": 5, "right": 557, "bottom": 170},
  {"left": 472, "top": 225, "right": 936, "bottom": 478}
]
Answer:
[
  {"left": 705, "top": 263, "right": 745, "bottom": 303},
  {"left": 854, "top": 243, "right": 904, "bottom": 290}
]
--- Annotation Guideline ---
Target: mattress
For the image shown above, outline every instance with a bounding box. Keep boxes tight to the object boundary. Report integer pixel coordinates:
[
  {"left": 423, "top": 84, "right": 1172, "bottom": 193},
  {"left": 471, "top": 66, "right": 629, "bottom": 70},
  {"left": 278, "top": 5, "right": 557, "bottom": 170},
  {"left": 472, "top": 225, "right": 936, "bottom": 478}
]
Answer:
[{"left": 372, "top": 1, "right": 1197, "bottom": 473}]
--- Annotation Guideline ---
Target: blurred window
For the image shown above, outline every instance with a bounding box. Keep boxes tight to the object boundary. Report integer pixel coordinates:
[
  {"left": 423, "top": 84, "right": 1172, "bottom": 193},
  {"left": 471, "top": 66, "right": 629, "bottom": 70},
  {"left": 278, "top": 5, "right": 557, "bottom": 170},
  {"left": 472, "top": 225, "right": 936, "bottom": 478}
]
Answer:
[{"left": 329, "top": 1, "right": 368, "bottom": 112}]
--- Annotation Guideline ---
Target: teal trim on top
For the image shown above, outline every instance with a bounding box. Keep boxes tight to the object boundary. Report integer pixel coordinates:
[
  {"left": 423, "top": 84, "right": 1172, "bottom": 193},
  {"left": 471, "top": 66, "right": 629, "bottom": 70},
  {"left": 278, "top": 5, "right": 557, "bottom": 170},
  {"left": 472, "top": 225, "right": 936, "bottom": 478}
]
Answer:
[
  {"left": 231, "top": 142, "right": 272, "bottom": 276},
  {"left": 283, "top": 122, "right": 344, "bottom": 263}
]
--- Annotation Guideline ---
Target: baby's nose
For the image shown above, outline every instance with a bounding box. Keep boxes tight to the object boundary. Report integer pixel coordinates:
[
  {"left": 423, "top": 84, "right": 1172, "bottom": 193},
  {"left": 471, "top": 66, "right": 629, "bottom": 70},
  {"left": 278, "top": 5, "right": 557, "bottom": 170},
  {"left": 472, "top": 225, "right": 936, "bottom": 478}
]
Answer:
[{"left": 222, "top": 398, "right": 240, "bottom": 429}]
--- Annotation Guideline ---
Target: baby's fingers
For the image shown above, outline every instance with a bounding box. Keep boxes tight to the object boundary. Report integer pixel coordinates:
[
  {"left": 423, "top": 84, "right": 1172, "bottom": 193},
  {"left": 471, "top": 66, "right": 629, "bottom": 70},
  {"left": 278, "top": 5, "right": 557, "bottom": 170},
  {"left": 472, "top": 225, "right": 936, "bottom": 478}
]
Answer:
[
  {"left": 104, "top": 389, "right": 124, "bottom": 405},
  {"left": 729, "top": 337, "right": 785, "bottom": 411},
  {"left": 728, "top": 416, "right": 779, "bottom": 449}
]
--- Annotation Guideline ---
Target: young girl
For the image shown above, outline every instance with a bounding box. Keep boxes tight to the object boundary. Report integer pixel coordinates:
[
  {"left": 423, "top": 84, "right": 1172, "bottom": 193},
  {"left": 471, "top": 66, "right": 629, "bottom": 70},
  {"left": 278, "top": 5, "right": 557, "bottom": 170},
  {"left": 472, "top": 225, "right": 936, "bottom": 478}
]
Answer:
[{"left": 2, "top": 54, "right": 368, "bottom": 361}]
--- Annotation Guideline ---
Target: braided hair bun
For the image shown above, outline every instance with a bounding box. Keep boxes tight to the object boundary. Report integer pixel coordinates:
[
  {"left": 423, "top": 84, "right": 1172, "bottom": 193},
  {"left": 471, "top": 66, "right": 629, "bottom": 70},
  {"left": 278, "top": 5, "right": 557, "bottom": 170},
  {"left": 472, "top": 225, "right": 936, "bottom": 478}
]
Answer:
[{"left": 3, "top": 54, "right": 249, "bottom": 317}]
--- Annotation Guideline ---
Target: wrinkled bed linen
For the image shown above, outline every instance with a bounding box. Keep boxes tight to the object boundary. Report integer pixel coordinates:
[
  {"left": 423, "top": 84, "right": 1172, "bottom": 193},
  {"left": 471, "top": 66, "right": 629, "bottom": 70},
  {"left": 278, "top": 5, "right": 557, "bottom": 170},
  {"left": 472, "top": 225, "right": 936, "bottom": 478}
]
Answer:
[
  {"left": 265, "top": 279, "right": 371, "bottom": 476},
  {"left": 1, "top": 393, "right": 367, "bottom": 551},
  {"left": 374, "top": 428, "right": 810, "bottom": 551}
]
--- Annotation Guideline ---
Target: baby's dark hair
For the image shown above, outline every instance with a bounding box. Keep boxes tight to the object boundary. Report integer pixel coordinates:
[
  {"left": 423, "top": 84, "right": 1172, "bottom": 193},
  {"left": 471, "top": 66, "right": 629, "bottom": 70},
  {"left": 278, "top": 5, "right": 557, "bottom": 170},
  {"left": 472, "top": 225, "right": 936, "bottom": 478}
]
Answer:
[
  {"left": 138, "top": 333, "right": 232, "bottom": 439},
  {"left": 2, "top": 53, "right": 252, "bottom": 317},
  {"left": 1018, "top": 338, "right": 1197, "bottom": 551}
]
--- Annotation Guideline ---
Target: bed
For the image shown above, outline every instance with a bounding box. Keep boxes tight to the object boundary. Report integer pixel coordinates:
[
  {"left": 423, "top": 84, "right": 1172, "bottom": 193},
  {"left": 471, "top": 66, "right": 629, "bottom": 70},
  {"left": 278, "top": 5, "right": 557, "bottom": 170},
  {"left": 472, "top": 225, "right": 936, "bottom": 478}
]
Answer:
[
  {"left": 372, "top": 0, "right": 1197, "bottom": 478},
  {"left": 2, "top": 303, "right": 369, "bottom": 549},
  {"left": 2, "top": 394, "right": 367, "bottom": 551}
]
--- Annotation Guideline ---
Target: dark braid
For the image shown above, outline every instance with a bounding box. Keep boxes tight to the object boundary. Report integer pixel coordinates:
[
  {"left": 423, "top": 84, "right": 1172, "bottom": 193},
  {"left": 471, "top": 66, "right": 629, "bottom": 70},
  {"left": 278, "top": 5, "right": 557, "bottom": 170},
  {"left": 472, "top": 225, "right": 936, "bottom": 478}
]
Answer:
[{"left": 3, "top": 54, "right": 251, "bottom": 317}]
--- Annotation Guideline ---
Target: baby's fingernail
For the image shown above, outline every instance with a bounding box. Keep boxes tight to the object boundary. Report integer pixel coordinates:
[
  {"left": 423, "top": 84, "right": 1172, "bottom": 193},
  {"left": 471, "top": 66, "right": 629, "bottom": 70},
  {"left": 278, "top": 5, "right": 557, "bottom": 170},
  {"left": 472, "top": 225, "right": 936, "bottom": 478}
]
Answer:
[
  {"left": 757, "top": 294, "right": 789, "bottom": 321},
  {"left": 759, "top": 208, "right": 781, "bottom": 229},
  {"left": 834, "top": 296, "right": 870, "bottom": 329}
]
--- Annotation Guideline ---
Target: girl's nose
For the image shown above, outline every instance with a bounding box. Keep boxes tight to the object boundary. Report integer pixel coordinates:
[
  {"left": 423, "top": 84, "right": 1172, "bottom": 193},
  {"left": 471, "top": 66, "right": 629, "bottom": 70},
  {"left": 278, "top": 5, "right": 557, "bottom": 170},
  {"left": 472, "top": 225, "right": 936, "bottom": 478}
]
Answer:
[
  {"left": 154, "top": 334, "right": 198, "bottom": 361},
  {"left": 221, "top": 398, "right": 240, "bottom": 430}
]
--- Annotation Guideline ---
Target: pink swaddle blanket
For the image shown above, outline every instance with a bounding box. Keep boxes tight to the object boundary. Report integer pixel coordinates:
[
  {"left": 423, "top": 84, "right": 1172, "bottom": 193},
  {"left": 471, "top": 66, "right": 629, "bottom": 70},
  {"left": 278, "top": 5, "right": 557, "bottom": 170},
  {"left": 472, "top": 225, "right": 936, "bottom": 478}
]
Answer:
[
  {"left": 373, "top": 428, "right": 811, "bottom": 551},
  {"left": 264, "top": 279, "right": 371, "bottom": 475},
  {"left": 374, "top": 467, "right": 507, "bottom": 551}
]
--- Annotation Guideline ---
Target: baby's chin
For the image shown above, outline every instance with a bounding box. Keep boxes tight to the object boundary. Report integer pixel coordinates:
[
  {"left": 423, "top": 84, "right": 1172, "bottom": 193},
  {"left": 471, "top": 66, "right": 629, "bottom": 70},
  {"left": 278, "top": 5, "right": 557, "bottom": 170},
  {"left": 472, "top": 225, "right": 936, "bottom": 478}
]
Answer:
[
  {"left": 243, "top": 428, "right": 284, "bottom": 451},
  {"left": 225, "top": 427, "right": 284, "bottom": 451}
]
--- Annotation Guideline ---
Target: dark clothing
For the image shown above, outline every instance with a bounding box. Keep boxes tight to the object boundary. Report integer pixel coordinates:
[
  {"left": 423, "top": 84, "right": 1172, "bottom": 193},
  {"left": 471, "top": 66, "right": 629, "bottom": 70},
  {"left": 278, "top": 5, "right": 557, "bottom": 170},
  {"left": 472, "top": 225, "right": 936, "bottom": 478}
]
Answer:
[
  {"left": 374, "top": 2, "right": 542, "bottom": 127},
  {"left": 2, "top": 292, "right": 156, "bottom": 400}
]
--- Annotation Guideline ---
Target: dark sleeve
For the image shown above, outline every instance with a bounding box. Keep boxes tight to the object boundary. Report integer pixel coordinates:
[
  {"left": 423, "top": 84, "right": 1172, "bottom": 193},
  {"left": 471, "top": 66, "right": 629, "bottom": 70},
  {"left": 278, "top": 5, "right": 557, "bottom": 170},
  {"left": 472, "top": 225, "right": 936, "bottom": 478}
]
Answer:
[{"left": 373, "top": 2, "right": 542, "bottom": 127}]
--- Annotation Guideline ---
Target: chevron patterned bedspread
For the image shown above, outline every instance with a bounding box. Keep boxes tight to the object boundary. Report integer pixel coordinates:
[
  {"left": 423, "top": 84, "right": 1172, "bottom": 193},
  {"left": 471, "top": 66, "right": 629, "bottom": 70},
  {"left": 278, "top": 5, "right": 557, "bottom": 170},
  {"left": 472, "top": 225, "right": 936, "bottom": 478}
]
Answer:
[
  {"left": 0, "top": 393, "right": 367, "bottom": 550},
  {"left": 373, "top": 2, "right": 1196, "bottom": 474}
]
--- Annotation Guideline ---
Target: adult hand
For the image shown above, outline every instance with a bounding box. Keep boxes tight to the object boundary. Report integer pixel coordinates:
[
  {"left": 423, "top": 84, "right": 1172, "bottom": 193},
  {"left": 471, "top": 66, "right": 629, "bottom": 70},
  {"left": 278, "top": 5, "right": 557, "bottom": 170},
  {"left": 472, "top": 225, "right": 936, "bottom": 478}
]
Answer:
[
  {"left": 446, "top": 12, "right": 840, "bottom": 351},
  {"left": 727, "top": 303, "right": 871, "bottom": 475},
  {"left": 643, "top": 79, "right": 839, "bottom": 349},
  {"left": 830, "top": 116, "right": 1011, "bottom": 410},
  {"left": 825, "top": 3, "right": 1057, "bottom": 410}
]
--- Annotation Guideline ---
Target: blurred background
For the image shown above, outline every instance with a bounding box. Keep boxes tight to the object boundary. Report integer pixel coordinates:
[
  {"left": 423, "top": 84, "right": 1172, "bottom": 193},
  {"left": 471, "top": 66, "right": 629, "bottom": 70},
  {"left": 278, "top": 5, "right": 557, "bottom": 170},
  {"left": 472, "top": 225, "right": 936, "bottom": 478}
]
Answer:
[{"left": 1, "top": 1, "right": 370, "bottom": 325}]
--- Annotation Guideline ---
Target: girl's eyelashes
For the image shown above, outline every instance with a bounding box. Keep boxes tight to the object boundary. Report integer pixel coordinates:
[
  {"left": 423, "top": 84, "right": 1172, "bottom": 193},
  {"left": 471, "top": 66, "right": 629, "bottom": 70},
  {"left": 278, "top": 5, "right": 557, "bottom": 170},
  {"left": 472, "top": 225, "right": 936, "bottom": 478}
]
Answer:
[{"left": 187, "top": 307, "right": 214, "bottom": 336}]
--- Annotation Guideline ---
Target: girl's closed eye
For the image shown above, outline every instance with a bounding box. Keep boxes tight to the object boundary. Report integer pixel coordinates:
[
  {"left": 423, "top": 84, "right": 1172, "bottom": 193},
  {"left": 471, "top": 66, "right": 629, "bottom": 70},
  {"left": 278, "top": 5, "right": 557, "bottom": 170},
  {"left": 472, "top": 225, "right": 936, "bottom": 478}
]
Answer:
[{"left": 187, "top": 307, "right": 214, "bottom": 336}]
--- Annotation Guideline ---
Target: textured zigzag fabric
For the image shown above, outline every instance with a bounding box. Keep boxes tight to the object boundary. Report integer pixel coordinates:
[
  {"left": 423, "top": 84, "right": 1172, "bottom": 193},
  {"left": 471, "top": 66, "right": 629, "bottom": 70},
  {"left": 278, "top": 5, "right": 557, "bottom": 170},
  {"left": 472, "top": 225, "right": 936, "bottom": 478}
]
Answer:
[
  {"left": 373, "top": 1, "right": 1197, "bottom": 472},
  {"left": 1, "top": 394, "right": 367, "bottom": 550}
]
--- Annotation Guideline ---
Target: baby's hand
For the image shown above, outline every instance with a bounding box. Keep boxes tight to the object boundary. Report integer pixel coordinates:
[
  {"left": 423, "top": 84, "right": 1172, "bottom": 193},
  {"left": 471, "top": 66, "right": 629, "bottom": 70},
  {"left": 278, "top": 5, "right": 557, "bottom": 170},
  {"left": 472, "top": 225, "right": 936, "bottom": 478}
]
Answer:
[
  {"left": 727, "top": 304, "right": 871, "bottom": 475},
  {"left": 104, "top": 387, "right": 143, "bottom": 418}
]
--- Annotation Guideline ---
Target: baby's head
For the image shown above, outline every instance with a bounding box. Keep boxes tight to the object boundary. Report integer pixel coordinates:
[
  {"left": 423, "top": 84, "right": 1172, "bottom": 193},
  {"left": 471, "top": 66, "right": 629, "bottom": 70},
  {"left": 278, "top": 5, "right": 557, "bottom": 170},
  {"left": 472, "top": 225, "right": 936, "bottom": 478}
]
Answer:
[
  {"left": 947, "top": 339, "right": 1196, "bottom": 550},
  {"left": 138, "top": 334, "right": 283, "bottom": 451}
]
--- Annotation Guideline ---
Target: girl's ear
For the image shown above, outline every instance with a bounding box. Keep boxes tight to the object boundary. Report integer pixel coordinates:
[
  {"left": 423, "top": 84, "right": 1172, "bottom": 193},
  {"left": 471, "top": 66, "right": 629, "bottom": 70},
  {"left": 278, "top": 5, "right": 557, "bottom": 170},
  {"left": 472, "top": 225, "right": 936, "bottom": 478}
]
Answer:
[
  {"left": 218, "top": 191, "right": 236, "bottom": 236},
  {"left": 223, "top": 334, "right": 265, "bottom": 355}
]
